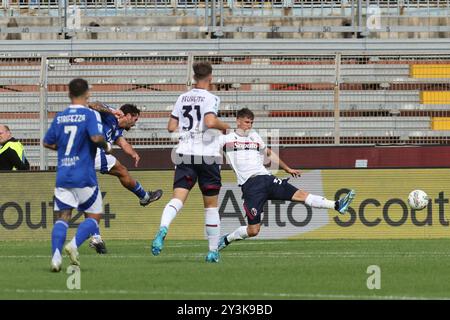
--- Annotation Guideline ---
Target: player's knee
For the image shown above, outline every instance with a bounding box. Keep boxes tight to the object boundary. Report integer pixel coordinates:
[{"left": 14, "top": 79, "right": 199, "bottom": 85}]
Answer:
[
  {"left": 56, "top": 210, "right": 72, "bottom": 222},
  {"left": 201, "top": 187, "right": 220, "bottom": 197},
  {"left": 248, "top": 230, "right": 259, "bottom": 237},
  {"left": 115, "top": 162, "right": 126, "bottom": 173},
  {"left": 113, "top": 162, "right": 130, "bottom": 179},
  {"left": 85, "top": 213, "right": 101, "bottom": 223},
  {"left": 247, "top": 225, "right": 260, "bottom": 237},
  {"left": 293, "top": 190, "right": 309, "bottom": 202}
]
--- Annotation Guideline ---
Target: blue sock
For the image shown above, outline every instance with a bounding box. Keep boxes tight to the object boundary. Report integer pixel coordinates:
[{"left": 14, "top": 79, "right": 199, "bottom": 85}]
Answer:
[
  {"left": 130, "top": 181, "right": 147, "bottom": 199},
  {"left": 75, "top": 218, "right": 99, "bottom": 247},
  {"left": 92, "top": 219, "right": 100, "bottom": 236},
  {"left": 51, "top": 220, "right": 68, "bottom": 256}
]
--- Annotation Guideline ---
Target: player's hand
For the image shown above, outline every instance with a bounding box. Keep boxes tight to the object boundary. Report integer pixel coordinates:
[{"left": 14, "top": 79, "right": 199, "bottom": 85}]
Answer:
[
  {"left": 112, "top": 109, "right": 124, "bottom": 119},
  {"left": 105, "top": 142, "right": 112, "bottom": 154},
  {"left": 132, "top": 152, "right": 140, "bottom": 167},
  {"left": 286, "top": 168, "right": 301, "bottom": 178}
]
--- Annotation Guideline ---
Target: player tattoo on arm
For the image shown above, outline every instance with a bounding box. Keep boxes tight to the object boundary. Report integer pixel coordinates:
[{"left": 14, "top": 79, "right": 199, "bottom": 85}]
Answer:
[
  {"left": 88, "top": 102, "right": 124, "bottom": 118},
  {"left": 88, "top": 101, "right": 110, "bottom": 113}
]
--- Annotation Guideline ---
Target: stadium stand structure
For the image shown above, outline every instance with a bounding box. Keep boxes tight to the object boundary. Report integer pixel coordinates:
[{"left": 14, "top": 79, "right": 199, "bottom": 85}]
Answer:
[
  {"left": 1, "top": 53, "right": 450, "bottom": 169},
  {"left": 1, "top": 0, "right": 450, "bottom": 40}
]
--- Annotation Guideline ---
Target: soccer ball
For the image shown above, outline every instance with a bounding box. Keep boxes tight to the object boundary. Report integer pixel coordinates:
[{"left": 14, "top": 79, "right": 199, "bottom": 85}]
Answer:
[{"left": 408, "top": 190, "right": 429, "bottom": 210}]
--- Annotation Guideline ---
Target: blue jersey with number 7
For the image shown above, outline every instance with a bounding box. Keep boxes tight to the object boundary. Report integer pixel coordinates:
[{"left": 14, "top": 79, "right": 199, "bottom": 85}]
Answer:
[{"left": 44, "top": 105, "right": 104, "bottom": 188}]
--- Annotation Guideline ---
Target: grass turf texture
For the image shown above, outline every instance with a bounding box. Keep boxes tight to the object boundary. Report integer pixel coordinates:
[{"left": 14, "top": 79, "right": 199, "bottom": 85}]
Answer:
[{"left": 1, "top": 239, "right": 450, "bottom": 300}]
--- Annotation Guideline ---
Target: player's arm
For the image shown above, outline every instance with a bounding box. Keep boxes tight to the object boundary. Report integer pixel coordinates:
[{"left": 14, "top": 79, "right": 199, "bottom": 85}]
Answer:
[
  {"left": 43, "top": 118, "right": 57, "bottom": 151},
  {"left": 167, "top": 116, "right": 179, "bottom": 133},
  {"left": 115, "top": 136, "right": 140, "bottom": 167},
  {"left": 43, "top": 142, "right": 57, "bottom": 150},
  {"left": 204, "top": 96, "right": 230, "bottom": 132},
  {"left": 266, "top": 148, "right": 301, "bottom": 177},
  {"left": 90, "top": 135, "right": 112, "bottom": 154},
  {"left": 204, "top": 113, "right": 230, "bottom": 132},
  {"left": 88, "top": 101, "right": 124, "bottom": 118},
  {"left": 87, "top": 109, "right": 112, "bottom": 153}
]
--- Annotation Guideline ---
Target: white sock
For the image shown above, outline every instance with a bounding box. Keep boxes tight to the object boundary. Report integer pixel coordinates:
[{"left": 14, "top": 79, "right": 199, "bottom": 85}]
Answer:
[
  {"left": 92, "top": 234, "right": 102, "bottom": 242},
  {"left": 160, "top": 198, "right": 183, "bottom": 228},
  {"left": 226, "top": 226, "right": 249, "bottom": 243},
  {"left": 69, "top": 237, "right": 77, "bottom": 249},
  {"left": 52, "top": 249, "right": 62, "bottom": 262},
  {"left": 305, "top": 194, "right": 336, "bottom": 209},
  {"left": 205, "top": 207, "right": 220, "bottom": 251}
]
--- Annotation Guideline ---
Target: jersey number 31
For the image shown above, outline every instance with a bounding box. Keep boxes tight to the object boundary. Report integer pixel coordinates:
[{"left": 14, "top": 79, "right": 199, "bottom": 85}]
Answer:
[{"left": 182, "top": 105, "right": 201, "bottom": 130}]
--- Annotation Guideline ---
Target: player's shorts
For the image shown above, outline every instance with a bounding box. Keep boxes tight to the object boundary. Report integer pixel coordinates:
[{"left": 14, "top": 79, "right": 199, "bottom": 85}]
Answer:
[
  {"left": 241, "top": 175, "right": 298, "bottom": 225},
  {"left": 173, "top": 154, "right": 222, "bottom": 196},
  {"left": 95, "top": 148, "right": 117, "bottom": 174},
  {"left": 54, "top": 186, "right": 103, "bottom": 214}
]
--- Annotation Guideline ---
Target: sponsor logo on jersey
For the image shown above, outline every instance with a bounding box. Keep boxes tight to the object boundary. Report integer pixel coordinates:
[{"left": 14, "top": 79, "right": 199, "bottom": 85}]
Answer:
[{"left": 224, "top": 141, "right": 260, "bottom": 152}]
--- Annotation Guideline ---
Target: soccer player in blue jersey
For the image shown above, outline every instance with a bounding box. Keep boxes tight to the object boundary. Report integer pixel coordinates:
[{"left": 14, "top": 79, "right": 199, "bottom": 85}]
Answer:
[
  {"left": 86, "top": 102, "right": 163, "bottom": 253},
  {"left": 44, "top": 78, "right": 112, "bottom": 272}
]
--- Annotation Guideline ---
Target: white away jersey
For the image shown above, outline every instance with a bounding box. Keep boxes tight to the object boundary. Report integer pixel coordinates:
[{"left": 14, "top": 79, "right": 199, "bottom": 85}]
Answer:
[
  {"left": 220, "top": 130, "right": 270, "bottom": 186},
  {"left": 171, "top": 88, "right": 221, "bottom": 157}
]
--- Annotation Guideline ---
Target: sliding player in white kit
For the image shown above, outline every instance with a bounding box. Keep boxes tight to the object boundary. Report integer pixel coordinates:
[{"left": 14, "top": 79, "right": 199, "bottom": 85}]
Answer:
[
  {"left": 151, "top": 61, "right": 230, "bottom": 263},
  {"left": 217, "top": 108, "right": 356, "bottom": 250}
]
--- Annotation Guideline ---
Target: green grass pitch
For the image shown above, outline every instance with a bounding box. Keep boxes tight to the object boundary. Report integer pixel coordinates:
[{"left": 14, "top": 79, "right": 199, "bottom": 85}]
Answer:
[{"left": 1, "top": 239, "right": 450, "bottom": 300}]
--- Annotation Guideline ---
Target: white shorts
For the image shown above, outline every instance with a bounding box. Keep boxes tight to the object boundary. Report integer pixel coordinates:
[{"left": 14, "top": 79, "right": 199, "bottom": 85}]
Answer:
[
  {"left": 54, "top": 186, "right": 103, "bottom": 214},
  {"left": 95, "top": 148, "right": 117, "bottom": 173}
]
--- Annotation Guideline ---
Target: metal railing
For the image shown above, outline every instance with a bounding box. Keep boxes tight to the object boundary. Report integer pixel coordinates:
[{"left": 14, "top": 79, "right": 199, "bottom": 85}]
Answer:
[
  {"left": 1, "top": 51, "right": 450, "bottom": 169},
  {"left": 1, "top": 0, "right": 450, "bottom": 38}
]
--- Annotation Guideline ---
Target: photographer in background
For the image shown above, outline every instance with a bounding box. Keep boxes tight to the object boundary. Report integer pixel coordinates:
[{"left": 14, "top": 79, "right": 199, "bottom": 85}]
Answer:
[{"left": 0, "top": 124, "right": 30, "bottom": 170}]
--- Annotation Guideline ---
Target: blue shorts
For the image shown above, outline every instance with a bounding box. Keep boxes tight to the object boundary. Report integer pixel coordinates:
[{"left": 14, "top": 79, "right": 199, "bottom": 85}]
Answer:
[
  {"left": 241, "top": 175, "right": 298, "bottom": 225},
  {"left": 173, "top": 155, "right": 222, "bottom": 196},
  {"left": 95, "top": 148, "right": 116, "bottom": 174}
]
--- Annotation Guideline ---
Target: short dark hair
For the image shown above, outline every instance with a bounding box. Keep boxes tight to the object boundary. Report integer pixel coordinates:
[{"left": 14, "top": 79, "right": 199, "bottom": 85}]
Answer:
[
  {"left": 236, "top": 108, "right": 254, "bottom": 120},
  {"left": 193, "top": 61, "right": 212, "bottom": 81},
  {"left": 120, "top": 104, "right": 140, "bottom": 116},
  {"left": 69, "top": 78, "right": 89, "bottom": 98},
  {"left": 0, "top": 124, "right": 10, "bottom": 132}
]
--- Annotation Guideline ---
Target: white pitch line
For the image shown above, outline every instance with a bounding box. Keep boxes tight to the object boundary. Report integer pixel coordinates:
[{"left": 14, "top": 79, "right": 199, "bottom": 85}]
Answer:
[
  {"left": 0, "top": 288, "right": 447, "bottom": 300},
  {"left": 168, "top": 241, "right": 299, "bottom": 247},
  {"left": 0, "top": 241, "right": 311, "bottom": 248},
  {"left": 3, "top": 251, "right": 450, "bottom": 259}
]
